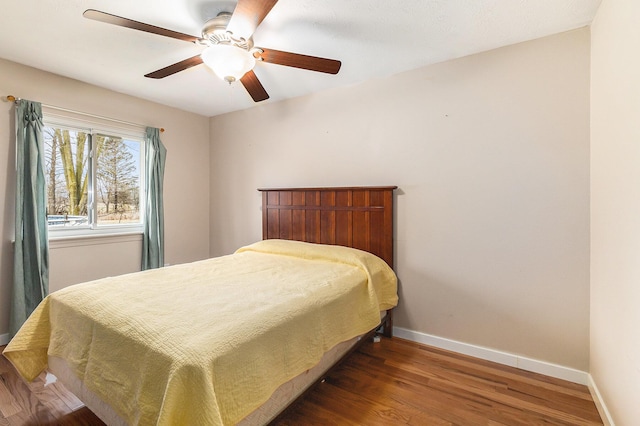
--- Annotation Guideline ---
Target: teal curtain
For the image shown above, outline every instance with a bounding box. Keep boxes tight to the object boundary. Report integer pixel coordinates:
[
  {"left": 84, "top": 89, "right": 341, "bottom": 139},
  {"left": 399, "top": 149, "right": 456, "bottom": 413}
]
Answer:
[
  {"left": 11, "top": 100, "right": 49, "bottom": 337},
  {"left": 142, "top": 127, "right": 167, "bottom": 270}
]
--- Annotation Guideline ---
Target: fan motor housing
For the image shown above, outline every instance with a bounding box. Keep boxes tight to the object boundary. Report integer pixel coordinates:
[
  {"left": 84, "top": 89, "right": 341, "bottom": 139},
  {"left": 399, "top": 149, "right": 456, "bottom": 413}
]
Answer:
[{"left": 201, "top": 12, "right": 253, "bottom": 50}]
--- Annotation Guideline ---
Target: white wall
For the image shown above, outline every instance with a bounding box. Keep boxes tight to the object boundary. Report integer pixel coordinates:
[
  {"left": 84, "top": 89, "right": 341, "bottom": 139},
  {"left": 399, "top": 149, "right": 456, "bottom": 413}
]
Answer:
[
  {"left": 590, "top": 0, "right": 640, "bottom": 423},
  {"left": 0, "top": 58, "right": 211, "bottom": 337},
  {"left": 210, "top": 29, "right": 591, "bottom": 370}
]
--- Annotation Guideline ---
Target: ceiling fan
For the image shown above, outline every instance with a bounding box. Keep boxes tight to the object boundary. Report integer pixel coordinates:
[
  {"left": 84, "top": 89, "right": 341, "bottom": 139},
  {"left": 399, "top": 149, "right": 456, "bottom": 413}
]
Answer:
[{"left": 83, "top": 0, "right": 342, "bottom": 102}]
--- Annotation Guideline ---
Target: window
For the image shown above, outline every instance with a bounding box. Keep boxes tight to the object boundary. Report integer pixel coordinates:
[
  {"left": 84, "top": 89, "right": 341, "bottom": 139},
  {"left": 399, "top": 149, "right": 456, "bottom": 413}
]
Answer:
[{"left": 43, "top": 114, "right": 145, "bottom": 237}]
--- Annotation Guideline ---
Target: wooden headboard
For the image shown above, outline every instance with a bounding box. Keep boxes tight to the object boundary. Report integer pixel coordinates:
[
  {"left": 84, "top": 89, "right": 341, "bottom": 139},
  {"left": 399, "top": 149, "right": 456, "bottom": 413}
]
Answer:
[{"left": 258, "top": 186, "right": 397, "bottom": 269}]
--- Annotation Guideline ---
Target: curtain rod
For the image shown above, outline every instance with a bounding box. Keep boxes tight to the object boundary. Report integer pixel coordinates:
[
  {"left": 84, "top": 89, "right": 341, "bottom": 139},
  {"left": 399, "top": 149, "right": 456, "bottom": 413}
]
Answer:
[{"left": 5, "top": 95, "right": 165, "bottom": 133}]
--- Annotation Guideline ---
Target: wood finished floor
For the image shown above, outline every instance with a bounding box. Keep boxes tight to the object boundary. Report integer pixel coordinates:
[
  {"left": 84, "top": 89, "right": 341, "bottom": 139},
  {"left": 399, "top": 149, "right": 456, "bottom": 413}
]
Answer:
[{"left": 1, "top": 338, "right": 603, "bottom": 425}]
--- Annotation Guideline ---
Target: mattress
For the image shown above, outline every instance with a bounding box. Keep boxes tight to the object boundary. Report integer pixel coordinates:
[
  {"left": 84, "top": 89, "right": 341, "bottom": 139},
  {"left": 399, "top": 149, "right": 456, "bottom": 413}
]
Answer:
[{"left": 4, "top": 240, "right": 398, "bottom": 425}]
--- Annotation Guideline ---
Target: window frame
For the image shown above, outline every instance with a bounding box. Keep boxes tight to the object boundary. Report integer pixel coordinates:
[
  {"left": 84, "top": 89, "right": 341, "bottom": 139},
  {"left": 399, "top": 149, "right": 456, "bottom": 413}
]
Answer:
[{"left": 42, "top": 110, "right": 146, "bottom": 239}]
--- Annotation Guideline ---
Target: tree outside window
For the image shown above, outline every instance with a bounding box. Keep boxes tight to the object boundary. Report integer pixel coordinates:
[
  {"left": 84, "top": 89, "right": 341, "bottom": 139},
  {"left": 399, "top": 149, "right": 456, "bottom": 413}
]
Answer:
[{"left": 43, "top": 125, "right": 142, "bottom": 231}]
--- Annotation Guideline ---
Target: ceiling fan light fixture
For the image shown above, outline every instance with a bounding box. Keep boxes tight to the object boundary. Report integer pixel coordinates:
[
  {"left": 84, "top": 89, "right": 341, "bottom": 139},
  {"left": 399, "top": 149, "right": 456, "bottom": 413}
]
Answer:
[{"left": 201, "top": 44, "right": 256, "bottom": 83}]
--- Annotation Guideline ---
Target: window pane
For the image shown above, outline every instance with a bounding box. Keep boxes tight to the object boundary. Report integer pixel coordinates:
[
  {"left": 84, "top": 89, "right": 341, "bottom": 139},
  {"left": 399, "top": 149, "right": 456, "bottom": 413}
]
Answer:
[
  {"left": 43, "top": 126, "right": 90, "bottom": 227},
  {"left": 95, "top": 135, "right": 141, "bottom": 226}
]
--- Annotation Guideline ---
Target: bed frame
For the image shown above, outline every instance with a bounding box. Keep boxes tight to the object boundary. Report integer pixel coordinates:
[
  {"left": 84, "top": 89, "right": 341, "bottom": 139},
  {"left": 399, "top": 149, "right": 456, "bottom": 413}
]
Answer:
[
  {"left": 258, "top": 186, "right": 397, "bottom": 336},
  {"left": 47, "top": 186, "right": 398, "bottom": 426}
]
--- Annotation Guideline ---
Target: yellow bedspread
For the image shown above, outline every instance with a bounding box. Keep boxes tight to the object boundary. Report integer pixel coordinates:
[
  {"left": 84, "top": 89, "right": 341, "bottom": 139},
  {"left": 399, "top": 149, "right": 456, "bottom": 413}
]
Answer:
[{"left": 3, "top": 240, "right": 398, "bottom": 425}]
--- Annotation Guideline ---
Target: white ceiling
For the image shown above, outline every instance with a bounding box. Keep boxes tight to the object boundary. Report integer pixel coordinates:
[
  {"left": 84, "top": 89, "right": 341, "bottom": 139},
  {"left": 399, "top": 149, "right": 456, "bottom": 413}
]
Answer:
[{"left": 0, "top": 0, "right": 601, "bottom": 117}]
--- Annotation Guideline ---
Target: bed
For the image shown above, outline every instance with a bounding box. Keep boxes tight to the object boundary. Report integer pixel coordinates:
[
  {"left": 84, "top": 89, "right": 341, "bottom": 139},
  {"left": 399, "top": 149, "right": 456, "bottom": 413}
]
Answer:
[{"left": 3, "top": 186, "right": 398, "bottom": 425}]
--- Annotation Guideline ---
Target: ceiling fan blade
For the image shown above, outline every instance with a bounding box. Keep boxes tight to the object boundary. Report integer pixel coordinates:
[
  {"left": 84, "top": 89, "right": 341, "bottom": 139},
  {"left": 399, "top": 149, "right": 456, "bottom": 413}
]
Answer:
[
  {"left": 226, "top": 0, "right": 278, "bottom": 39},
  {"left": 240, "top": 70, "right": 270, "bottom": 102},
  {"left": 83, "top": 9, "right": 199, "bottom": 43},
  {"left": 256, "top": 48, "right": 341, "bottom": 74},
  {"left": 145, "top": 55, "right": 203, "bottom": 79}
]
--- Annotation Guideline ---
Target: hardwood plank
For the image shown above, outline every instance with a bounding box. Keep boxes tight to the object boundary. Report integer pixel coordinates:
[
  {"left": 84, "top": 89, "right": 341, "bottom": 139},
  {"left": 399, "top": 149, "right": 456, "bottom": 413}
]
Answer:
[
  {"left": 374, "top": 356, "right": 597, "bottom": 422},
  {"left": 0, "top": 349, "right": 104, "bottom": 425},
  {"left": 0, "top": 379, "right": 21, "bottom": 418},
  {"left": 273, "top": 338, "right": 603, "bottom": 425},
  {"left": 275, "top": 398, "right": 359, "bottom": 425}
]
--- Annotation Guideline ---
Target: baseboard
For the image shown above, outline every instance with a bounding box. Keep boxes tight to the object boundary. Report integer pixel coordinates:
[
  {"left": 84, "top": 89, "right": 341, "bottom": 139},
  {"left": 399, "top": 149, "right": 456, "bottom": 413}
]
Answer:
[
  {"left": 0, "top": 333, "right": 9, "bottom": 346},
  {"left": 588, "top": 374, "right": 616, "bottom": 426},
  {"left": 393, "top": 327, "right": 589, "bottom": 385}
]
